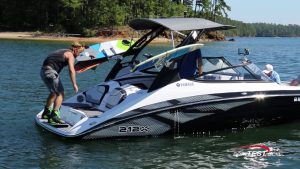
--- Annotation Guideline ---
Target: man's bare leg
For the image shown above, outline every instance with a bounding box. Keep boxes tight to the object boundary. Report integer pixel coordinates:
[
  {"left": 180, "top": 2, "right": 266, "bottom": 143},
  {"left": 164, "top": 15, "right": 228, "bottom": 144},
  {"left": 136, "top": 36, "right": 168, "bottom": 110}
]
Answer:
[
  {"left": 53, "top": 92, "right": 64, "bottom": 111},
  {"left": 46, "top": 92, "right": 56, "bottom": 108}
]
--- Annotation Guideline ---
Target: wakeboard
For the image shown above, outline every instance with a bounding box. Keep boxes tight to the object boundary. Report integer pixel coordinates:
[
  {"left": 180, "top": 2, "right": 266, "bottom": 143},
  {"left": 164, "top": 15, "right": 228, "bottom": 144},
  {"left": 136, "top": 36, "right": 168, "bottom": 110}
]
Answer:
[
  {"left": 39, "top": 118, "right": 69, "bottom": 128},
  {"left": 76, "top": 39, "right": 134, "bottom": 61},
  {"left": 46, "top": 122, "right": 69, "bottom": 128},
  {"left": 74, "top": 58, "right": 107, "bottom": 73},
  {"left": 75, "top": 39, "right": 134, "bottom": 73}
]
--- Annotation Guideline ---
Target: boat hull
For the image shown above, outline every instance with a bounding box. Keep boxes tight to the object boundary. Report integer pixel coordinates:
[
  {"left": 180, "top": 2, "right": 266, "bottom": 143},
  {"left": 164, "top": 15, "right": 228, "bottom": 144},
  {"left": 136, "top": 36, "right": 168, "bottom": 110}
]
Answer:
[{"left": 68, "top": 92, "right": 300, "bottom": 139}]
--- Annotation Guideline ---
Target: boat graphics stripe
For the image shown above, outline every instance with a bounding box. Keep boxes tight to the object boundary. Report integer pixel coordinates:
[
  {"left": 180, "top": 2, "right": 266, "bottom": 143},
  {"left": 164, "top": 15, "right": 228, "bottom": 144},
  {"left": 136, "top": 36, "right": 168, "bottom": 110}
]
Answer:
[{"left": 37, "top": 89, "right": 300, "bottom": 139}]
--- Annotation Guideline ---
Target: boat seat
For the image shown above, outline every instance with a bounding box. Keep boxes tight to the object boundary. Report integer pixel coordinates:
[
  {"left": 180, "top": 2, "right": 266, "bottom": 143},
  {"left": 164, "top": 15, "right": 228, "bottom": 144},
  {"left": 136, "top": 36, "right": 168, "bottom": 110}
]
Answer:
[
  {"left": 85, "top": 85, "right": 109, "bottom": 104},
  {"left": 99, "top": 84, "right": 142, "bottom": 112},
  {"left": 85, "top": 81, "right": 120, "bottom": 105}
]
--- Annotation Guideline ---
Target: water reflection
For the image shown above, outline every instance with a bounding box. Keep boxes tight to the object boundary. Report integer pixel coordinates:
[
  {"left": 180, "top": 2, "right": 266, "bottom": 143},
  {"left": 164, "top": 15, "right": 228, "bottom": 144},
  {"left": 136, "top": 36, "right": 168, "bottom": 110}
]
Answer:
[{"left": 33, "top": 126, "right": 300, "bottom": 169}]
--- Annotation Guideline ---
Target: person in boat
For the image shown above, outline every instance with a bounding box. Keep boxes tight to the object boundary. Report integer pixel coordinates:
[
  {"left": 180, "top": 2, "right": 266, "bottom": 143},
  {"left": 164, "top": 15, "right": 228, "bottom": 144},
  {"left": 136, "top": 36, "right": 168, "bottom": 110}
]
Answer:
[
  {"left": 40, "top": 42, "right": 84, "bottom": 124},
  {"left": 263, "top": 64, "right": 281, "bottom": 84},
  {"left": 179, "top": 49, "right": 203, "bottom": 79}
]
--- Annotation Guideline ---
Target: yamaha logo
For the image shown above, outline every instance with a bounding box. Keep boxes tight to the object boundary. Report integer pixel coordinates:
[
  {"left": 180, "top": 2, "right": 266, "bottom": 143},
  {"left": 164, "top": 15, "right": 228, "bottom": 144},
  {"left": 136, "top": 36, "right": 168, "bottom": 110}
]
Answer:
[{"left": 176, "top": 82, "right": 194, "bottom": 87}]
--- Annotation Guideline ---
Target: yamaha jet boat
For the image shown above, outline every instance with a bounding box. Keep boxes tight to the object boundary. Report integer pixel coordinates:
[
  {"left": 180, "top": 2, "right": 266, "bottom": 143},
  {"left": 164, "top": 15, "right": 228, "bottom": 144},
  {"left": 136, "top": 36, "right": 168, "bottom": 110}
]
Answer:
[{"left": 35, "top": 18, "right": 300, "bottom": 139}]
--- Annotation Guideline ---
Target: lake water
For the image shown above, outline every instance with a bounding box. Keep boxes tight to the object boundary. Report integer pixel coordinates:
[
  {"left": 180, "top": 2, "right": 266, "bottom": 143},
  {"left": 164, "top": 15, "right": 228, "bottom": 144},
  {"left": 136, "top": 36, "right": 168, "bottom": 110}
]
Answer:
[{"left": 0, "top": 37, "right": 300, "bottom": 168}]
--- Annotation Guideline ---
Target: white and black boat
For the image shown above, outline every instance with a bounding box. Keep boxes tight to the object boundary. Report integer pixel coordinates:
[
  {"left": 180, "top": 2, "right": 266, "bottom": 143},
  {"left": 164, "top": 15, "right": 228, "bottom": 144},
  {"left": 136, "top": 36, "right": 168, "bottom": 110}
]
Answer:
[{"left": 36, "top": 18, "right": 300, "bottom": 139}]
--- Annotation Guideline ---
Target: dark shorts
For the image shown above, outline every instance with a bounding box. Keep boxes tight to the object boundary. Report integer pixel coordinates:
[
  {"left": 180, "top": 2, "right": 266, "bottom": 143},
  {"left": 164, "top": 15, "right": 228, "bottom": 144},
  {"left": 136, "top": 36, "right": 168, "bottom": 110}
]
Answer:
[{"left": 40, "top": 67, "right": 64, "bottom": 94}]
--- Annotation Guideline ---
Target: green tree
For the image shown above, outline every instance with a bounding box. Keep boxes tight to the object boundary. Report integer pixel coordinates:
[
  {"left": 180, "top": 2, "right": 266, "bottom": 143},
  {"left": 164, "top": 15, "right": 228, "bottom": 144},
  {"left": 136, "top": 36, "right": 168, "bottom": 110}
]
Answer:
[{"left": 1, "top": 0, "right": 299, "bottom": 37}]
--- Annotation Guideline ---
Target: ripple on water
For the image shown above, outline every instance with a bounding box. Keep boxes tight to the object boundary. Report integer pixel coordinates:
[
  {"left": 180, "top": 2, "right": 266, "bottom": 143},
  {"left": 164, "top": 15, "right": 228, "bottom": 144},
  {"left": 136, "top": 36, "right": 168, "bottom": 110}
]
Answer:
[{"left": 1, "top": 38, "right": 300, "bottom": 168}]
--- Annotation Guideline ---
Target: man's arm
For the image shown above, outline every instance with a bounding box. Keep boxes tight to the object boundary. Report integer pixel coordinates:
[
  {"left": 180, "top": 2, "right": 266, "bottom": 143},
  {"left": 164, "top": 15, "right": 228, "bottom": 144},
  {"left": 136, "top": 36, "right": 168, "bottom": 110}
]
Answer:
[
  {"left": 65, "top": 51, "right": 78, "bottom": 93},
  {"left": 275, "top": 72, "right": 281, "bottom": 84}
]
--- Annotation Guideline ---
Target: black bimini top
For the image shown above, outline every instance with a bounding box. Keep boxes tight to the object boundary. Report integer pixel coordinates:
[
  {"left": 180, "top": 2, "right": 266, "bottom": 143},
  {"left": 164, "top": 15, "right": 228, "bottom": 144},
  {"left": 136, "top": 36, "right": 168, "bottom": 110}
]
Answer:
[{"left": 129, "top": 18, "right": 235, "bottom": 31}]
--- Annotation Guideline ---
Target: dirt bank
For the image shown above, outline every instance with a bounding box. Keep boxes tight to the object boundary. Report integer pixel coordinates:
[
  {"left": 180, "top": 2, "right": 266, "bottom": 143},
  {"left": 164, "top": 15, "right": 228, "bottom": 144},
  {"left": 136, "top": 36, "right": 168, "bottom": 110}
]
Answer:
[{"left": 0, "top": 32, "right": 171, "bottom": 44}]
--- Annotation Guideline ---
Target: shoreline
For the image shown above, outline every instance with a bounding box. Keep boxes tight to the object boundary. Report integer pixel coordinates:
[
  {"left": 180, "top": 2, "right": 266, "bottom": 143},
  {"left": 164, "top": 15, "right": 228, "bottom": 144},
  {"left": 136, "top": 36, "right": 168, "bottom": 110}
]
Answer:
[{"left": 0, "top": 32, "right": 171, "bottom": 44}]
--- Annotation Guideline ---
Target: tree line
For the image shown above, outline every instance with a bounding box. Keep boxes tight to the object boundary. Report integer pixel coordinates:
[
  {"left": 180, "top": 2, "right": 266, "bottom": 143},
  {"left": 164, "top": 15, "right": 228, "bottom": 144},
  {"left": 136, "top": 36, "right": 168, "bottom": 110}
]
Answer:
[
  {"left": 217, "top": 17, "right": 300, "bottom": 37},
  {"left": 0, "top": 0, "right": 191, "bottom": 33},
  {"left": 0, "top": 0, "right": 299, "bottom": 37}
]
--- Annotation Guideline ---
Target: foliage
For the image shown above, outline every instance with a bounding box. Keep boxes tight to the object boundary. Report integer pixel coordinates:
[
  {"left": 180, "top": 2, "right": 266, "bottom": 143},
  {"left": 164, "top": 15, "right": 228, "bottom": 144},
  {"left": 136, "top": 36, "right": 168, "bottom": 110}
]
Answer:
[
  {"left": 0, "top": 0, "right": 222, "bottom": 33},
  {"left": 193, "top": 0, "right": 230, "bottom": 20},
  {"left": 216, "top": 17, "right": 300, "bottom": 37},
  {"left": 0, "top": 0, "right": 299, "bottom": 37},
  {"left": 81, "top": 28, "right": 97, "bottom": 37},
  {"left": 0, "top": 0, "right": 189, "bottom": 33}
]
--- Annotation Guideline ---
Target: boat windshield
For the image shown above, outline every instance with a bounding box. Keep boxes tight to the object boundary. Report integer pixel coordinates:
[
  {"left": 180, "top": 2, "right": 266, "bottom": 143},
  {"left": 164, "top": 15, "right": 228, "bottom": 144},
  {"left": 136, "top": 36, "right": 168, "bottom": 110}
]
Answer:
[
  {"left": 244, "top": 62, "right": 270, "bottom": 81},
  {"left": 198, "top": 57, "right": 265, "bottom": 81}
]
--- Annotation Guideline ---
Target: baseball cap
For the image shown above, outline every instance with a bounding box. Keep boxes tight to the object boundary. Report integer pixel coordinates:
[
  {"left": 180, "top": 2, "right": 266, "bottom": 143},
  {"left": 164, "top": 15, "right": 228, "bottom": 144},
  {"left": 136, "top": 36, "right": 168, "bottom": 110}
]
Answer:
[{"left": 263, "top": 64, "right": 273, "bottom": 74}]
